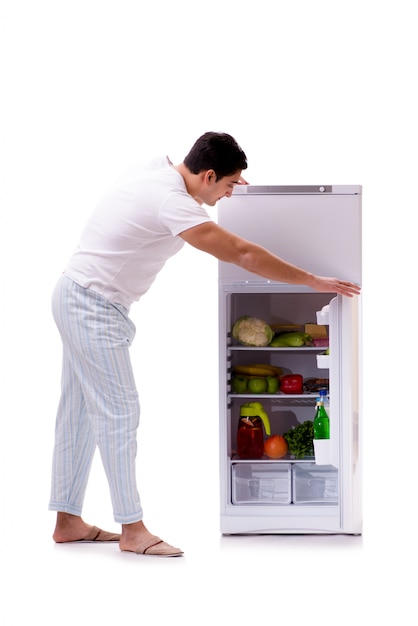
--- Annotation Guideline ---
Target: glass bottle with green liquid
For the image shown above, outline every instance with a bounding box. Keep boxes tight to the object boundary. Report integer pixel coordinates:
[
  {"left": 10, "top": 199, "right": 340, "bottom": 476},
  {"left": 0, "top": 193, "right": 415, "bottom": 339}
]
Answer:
[{"left": 313, "top": 397, "right": 330, "bottom": 440}]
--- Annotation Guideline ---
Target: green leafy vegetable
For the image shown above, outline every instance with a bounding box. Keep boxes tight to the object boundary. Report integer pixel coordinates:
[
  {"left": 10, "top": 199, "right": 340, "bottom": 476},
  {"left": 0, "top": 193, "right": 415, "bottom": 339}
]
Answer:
[{"left": 283, "top": 420, "right": 314, "bottom": 458}]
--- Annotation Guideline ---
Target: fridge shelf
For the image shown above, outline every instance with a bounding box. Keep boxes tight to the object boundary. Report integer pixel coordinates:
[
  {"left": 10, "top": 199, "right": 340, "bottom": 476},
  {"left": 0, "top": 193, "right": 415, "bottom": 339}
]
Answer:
[
  {"left": 228, "top": 393, "right": 318, "bottom": 405},
  {"left": 228, "top": 346, "right": 324, "bottom": 352},
  {"left": 230, "top": 455, "right": 315, "bottom": 463}
]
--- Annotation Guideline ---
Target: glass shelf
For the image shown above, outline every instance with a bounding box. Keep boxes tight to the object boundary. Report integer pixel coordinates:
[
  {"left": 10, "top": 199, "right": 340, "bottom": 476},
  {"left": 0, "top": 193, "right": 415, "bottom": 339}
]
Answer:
[
  {"left": 230, "top": 455, "right": 315, "bottom": 464},
  {"left": 228, "top": 346, "right": 324, "bottom": 352},
  {"left": 228, "top": 393, "right": 318, "bottom": 405}
]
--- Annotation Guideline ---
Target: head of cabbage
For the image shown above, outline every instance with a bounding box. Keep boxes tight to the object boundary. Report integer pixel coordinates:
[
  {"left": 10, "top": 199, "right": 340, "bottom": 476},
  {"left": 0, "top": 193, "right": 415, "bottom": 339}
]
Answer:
[{"left": 232, "top": 316, "right": 274, "bottom": 347}]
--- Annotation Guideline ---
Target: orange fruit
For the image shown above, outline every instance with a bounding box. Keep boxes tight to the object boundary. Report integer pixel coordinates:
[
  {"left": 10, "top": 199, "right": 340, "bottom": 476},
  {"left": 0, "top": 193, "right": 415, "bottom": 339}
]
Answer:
[{"left": 264, "top": 435, "right": 288, "bottom": 459}]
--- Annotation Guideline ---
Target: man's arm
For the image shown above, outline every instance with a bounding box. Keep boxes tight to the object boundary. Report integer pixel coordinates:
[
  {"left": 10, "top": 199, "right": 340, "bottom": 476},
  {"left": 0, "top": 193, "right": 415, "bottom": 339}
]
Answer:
[{"left": 180, "top": 221, "right": 361, "bottom": 298}]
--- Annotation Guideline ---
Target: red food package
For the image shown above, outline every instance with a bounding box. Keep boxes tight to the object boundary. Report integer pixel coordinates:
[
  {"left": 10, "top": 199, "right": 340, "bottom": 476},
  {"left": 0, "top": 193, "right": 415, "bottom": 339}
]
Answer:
[{"left": 312, "top": 338, "right": 329, "bottom": 347}]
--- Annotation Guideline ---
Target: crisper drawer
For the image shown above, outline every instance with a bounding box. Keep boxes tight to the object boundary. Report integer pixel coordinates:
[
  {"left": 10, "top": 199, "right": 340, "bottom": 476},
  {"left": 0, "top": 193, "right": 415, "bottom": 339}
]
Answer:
[
  {"left": 292, "top": 463, "right": 338, "bottom": 504},
  {"left": 232, "top": 463, "right": 291, "bottom": 505}
]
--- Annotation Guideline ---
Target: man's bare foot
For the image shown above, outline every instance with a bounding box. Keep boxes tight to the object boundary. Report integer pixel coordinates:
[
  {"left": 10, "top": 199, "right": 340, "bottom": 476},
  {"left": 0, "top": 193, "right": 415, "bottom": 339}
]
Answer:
[{"left": 53, "top": 512, "right": 97, "bottom": 543}]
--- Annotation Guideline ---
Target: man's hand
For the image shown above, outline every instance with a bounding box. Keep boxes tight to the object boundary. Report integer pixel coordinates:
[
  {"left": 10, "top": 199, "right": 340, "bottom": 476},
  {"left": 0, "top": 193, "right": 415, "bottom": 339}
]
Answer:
[{"left": 310, "top": 276, "right": 361, "bottom": 298}]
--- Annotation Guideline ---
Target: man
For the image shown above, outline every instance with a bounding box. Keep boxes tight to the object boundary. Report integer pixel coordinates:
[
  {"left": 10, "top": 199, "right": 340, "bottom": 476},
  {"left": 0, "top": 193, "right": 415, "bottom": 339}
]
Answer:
[{"left": 50, "top": 132, "right": 360, "bottom": 557}]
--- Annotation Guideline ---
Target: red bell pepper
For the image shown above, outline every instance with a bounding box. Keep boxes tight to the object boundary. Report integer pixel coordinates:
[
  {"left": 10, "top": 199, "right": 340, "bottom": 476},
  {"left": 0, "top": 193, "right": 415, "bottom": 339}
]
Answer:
[{"left": 279, "top": 374, "right": 303, "bottom": 394}]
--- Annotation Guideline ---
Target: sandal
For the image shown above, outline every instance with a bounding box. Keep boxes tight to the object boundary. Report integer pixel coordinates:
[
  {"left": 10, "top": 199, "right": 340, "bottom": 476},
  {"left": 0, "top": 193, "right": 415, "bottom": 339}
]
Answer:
[{"left": 131, "top": 535, "right": 183, "bottom": 557}]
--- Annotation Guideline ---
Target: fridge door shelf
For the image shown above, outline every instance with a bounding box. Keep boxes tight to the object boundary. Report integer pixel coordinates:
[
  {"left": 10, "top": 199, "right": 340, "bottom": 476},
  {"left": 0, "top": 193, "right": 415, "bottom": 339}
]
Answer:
[
  {"left": 316, "top": 354, "right": 330, "bottom": 368},
  {"left": 313, "top": 439, "right": 332, "bottom": 465},
  {"left": 316, "top": 305, "right": 330, "bottom": 325}
]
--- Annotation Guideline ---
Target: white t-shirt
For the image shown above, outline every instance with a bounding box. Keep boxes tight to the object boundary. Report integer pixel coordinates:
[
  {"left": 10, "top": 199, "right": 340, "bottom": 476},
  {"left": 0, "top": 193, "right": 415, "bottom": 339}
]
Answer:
[{"left": 65, "top": 156, "right": 212, "bottom": 308}]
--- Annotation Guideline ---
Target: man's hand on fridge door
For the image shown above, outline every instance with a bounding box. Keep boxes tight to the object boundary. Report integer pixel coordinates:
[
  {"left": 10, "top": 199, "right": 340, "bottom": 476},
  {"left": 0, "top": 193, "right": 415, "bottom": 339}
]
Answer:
[
  {"left": 311, "top": 276, "right": 361, "bottom": 297},
  {"left": 237, "top": 176, "right": 249, "bottom": 185}
]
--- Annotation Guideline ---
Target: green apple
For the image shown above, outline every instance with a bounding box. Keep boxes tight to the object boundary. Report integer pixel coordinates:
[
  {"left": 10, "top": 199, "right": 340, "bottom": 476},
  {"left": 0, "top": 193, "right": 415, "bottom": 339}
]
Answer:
[
  {"left": 232, "top": 376, "right": 248, "bottom": 393},
  {"left": 266, "top": 375, "right": 279, "bottom": 393},
  {"left": 248, "top": 377, "right": 268, "bottom": 394}
]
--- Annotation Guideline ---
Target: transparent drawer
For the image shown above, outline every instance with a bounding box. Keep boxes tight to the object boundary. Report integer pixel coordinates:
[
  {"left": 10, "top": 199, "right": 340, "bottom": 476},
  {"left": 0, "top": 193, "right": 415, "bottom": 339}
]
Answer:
[
  {"left": 232, "top": 463, "right": 291, "bottom": 505},
  {"left": 292, "top": 463, "right": 338, "bottom": 504}
]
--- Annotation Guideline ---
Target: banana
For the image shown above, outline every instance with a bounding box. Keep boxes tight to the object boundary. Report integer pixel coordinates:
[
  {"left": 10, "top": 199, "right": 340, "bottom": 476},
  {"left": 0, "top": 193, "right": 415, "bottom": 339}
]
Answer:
[
  {"left": 245, "top": 375, "right": 278, "bottom": 380},
  {"left": 249, "top": 363, "right": 283, "bottom": 377},
  {"left": 258, "top": 364, "right": 283, "bottom": 376},
  {"left": 233, "top": 364, "right": 278, "bottom": 377}
]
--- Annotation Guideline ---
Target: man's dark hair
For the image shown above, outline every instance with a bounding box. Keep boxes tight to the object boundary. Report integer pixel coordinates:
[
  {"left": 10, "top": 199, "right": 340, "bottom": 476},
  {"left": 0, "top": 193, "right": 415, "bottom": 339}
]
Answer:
[{"left": 184, "top": 132, "right": 247, "bottom": 181}]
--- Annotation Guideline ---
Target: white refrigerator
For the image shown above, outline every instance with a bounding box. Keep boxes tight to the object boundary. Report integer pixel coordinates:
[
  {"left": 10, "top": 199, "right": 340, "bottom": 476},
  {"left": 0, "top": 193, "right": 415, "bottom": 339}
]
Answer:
[{"left": 217, "top": 185, "right": 362, "bottom": 534}]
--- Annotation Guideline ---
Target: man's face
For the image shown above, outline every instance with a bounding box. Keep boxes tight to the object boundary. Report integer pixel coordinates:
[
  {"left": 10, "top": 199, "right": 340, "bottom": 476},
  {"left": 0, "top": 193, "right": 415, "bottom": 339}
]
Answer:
[{"left": 200, "top": 170, "right": 242, "bottom": 206}]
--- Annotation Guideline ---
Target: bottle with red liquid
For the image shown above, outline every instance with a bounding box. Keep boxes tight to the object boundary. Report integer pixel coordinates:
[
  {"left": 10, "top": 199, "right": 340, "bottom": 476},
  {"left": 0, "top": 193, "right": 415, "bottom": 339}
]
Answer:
[{"left": 237, "top": 402, "right": 271, "bottom": 459}]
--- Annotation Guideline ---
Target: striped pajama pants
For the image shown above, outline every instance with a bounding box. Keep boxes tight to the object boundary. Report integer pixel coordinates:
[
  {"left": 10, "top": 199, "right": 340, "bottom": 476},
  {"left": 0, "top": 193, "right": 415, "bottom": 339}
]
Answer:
[{"left": 49, "top": 275, "right": 143, "bottom": 524}]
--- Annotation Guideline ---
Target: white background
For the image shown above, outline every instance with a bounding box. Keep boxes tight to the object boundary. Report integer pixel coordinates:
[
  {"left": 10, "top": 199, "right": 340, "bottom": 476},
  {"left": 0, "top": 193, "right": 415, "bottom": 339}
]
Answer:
[{"left": 1, "top": 1, "right": 416, "bottom": 624}]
